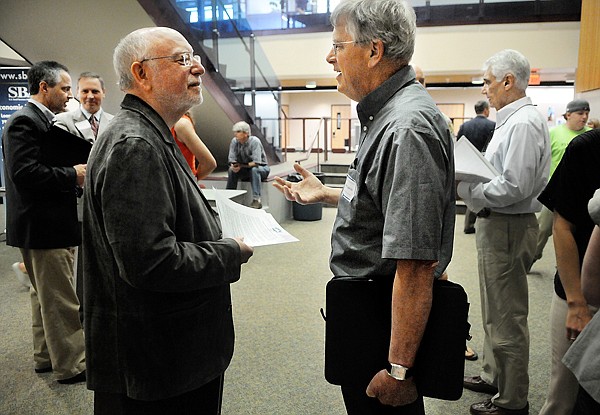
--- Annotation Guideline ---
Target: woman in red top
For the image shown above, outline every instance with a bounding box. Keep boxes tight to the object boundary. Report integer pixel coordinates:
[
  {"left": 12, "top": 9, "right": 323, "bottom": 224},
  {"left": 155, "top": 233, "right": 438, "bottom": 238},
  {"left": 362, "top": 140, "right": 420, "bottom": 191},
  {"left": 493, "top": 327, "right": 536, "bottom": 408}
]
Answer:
[{"left": 171, "top": 112, "right": 217, "bottom": 180}]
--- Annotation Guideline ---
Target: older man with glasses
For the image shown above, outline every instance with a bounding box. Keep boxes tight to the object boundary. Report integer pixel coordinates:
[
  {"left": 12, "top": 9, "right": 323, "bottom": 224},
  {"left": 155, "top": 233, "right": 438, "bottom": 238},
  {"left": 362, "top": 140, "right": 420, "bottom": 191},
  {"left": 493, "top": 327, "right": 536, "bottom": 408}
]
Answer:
[
  {"left": 82, "top": 27, "right": 254, "bottom": 414},
  {"left": 274, "top": 1, "right": 455, "bottom": 413}
]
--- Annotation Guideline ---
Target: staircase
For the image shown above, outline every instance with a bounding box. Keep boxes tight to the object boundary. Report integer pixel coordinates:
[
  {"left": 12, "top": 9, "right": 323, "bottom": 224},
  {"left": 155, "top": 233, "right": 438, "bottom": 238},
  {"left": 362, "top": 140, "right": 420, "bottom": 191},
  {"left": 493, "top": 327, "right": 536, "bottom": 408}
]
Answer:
[{"left": 319, "top": 163, "right": 349, "bottom": 189}]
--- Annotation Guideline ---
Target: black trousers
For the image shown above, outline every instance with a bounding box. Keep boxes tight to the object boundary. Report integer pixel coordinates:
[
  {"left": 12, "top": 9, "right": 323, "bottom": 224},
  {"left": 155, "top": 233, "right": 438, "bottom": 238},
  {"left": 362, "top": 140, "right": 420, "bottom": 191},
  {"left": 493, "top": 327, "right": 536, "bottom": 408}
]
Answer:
[
  {"left": 94, "top": 374, "right": 224, "bottom": 415},
  {"left": 341, "top": 385, "right": 425, "bottom": 415}
]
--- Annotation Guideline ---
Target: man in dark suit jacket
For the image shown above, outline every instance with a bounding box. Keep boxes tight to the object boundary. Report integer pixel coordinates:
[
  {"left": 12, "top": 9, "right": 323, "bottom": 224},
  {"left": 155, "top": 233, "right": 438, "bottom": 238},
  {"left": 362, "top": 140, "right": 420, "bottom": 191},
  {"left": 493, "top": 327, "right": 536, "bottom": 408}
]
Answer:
[
  {"left": 2, "top": 61, "right": 86, "bottom": 384},
  {"left": 83, "top": 28, "right": 254, "bottom": 414},
  {"left": 457, "top": 100, "right": 496, "bottom": 233}
]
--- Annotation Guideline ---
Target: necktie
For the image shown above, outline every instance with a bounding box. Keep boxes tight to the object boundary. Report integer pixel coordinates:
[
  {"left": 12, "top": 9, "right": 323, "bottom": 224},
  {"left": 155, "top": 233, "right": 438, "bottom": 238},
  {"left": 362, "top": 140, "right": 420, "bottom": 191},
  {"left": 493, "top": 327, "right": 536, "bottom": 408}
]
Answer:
[{"left": 90, "top": 115, "right": 98, "bottom": 138}]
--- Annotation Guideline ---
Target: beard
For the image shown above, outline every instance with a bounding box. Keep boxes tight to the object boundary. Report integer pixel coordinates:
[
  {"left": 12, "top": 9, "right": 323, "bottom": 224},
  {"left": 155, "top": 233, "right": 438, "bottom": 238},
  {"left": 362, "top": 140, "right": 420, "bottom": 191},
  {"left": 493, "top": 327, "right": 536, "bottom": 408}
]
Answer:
[{"left": 153, "top": 86, "right": 203, "bottom": 123}]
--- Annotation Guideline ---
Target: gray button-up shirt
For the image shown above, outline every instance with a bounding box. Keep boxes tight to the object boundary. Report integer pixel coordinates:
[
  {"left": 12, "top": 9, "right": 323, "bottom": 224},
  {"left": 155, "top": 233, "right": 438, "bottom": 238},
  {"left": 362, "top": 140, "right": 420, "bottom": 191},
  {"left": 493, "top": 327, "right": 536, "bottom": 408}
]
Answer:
[{"left": 330, "top": 66, "right": 455, "bottom": 279}]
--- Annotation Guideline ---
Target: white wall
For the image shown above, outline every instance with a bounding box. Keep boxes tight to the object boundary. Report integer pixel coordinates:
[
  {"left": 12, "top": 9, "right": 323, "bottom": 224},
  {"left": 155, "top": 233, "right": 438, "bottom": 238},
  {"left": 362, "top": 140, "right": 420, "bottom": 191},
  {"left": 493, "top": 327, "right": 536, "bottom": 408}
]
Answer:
[
  {"left": 579, "top": 89, "right": 600, "bottom": 123},
  {"left": 412, "top": 22, "right": 580, "bottom": 78},
  {"left": 428, "top": 85, "right": 576, "bottom": 127},
  {"left": 258, "top": 22, "right": 581, "bottom": 83}
]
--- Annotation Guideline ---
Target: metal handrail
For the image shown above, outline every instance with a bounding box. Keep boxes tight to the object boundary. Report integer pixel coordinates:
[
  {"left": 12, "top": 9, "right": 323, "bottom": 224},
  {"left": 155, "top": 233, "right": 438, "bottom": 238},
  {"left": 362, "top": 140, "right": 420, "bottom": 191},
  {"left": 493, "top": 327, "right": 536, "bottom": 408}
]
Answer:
[
  {"left": 211, "top": 0, "right": 280, "bottom": 104},
  {"left": 295, "top": 117, "right": 325, "bottom": 170}
]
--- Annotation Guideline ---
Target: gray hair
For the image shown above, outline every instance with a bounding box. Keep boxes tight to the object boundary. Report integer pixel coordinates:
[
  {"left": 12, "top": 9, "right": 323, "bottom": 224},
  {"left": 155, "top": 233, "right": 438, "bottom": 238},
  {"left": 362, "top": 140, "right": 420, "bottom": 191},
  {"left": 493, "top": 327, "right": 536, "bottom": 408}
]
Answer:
[
  {"left": 474, "top": 100, "right": 489, "bottom": 114},
  {"left": 232, "top": 121, "right": 250, "bottom": 135},
  {"left": 330, "top": 0, "right": 416, "bottom": 66},
  {"left": 483, "top": 49, "right": 530, "bottom": 91},
  {"left": 113, "top": 28, "right": 161, "bottom": 91},
  {"left": 28, "top": 61, "right": 69, "bottom": 95}
]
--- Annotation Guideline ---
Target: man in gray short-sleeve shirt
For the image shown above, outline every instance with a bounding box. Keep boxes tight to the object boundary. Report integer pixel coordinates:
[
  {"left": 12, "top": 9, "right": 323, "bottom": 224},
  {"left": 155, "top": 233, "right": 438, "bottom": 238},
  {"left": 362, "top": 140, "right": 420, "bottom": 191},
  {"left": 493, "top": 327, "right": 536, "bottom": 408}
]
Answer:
[{"left": 274, "top": 1, "right": 454, "bottom": 412}]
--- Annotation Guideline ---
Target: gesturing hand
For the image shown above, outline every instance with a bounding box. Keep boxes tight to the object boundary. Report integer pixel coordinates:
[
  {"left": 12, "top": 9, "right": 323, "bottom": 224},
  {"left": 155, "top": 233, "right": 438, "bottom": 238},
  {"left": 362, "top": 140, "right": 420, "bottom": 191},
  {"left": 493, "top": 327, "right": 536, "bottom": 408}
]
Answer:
[{"left": 272, "top": 163, "right": 324, "bottom": 204}]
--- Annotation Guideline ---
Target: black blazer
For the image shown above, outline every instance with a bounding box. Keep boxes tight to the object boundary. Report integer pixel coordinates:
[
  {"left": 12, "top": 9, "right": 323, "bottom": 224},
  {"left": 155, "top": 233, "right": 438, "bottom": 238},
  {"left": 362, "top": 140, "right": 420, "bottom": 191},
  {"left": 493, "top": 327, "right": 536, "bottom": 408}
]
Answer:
[
  {"left": 457, "top": 115, "right": 496, "bottom": 152},
  {"left": 2, "top": 102, "right": 80, "bottom": 248}
]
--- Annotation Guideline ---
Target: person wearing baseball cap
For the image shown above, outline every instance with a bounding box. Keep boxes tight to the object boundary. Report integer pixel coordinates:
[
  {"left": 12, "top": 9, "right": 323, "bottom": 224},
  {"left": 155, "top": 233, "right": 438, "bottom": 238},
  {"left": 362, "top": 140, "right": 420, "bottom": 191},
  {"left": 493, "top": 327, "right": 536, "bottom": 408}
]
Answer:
[{"left": 565, "top": 99, "right": 591, "bottom": 115}]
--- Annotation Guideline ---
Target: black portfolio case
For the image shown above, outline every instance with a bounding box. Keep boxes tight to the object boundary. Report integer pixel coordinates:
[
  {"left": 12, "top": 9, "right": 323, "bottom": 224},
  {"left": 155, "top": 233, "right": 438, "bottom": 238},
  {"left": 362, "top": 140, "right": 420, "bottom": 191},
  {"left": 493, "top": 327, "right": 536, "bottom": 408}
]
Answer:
[
  {"left": 324, "top": 277, "right": 470, "bottom": 400},
  {"left": 41, "top": 125, "right": 92, "bottom": 166}
]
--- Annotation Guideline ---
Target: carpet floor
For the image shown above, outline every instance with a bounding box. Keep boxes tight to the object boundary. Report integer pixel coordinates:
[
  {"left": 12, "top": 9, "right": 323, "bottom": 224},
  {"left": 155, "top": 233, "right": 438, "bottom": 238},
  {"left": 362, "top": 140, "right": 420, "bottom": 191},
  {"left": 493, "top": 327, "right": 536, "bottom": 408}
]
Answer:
[{"left": 0, "top": 205, "right": 557, "bottom": 414}]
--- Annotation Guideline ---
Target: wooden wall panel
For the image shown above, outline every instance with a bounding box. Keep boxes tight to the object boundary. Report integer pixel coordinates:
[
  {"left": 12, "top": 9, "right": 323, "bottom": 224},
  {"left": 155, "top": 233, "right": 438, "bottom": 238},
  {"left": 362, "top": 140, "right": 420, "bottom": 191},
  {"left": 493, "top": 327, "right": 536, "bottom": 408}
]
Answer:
[{"left": 576, "top": 0, "right": 600, "bottom": 92}]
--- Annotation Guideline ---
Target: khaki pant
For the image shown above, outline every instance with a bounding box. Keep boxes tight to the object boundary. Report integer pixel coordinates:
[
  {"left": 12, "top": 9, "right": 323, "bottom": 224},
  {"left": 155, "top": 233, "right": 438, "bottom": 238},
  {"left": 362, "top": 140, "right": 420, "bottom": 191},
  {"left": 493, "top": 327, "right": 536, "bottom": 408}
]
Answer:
[
  {"left": 21, "top": 248, "right": 86, "bottom": 380},
  {"left": 476, "top": 212, "right": 537, "bottom": 410}
]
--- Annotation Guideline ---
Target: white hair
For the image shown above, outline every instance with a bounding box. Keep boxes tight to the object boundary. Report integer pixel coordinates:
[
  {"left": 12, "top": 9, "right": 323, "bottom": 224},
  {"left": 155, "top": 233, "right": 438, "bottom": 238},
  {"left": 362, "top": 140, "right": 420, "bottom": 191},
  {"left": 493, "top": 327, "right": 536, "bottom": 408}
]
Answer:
[{"left": 483, "top": 49, "right": 530, "bottom": 91}]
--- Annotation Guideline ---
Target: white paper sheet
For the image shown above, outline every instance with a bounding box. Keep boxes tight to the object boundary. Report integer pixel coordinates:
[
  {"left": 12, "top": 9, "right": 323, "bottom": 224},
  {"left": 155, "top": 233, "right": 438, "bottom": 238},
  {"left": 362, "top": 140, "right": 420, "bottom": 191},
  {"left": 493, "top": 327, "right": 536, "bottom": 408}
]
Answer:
[
  {"left": 454, "top": 136, "right": 500, "bottom": 183},
  {"left": 214, "top": 189, "right": 299, "bottom": 247}
]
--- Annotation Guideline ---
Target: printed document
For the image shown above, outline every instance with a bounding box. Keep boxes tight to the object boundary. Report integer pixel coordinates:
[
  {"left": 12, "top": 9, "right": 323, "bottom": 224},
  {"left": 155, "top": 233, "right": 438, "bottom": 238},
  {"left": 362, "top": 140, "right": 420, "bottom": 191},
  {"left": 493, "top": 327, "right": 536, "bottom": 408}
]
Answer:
[
  {"left": 454, "top": 136, "right": 500, "bottom": 183},
  {"left": 214, "top": 189, "right": 299, "bottom": 247}
]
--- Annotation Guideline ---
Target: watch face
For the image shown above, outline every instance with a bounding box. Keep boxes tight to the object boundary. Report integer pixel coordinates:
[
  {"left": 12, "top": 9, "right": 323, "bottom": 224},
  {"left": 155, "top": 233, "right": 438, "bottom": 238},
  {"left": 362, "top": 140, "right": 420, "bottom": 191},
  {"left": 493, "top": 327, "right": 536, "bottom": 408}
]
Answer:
[{"left": 388, "top": 363, "right": 411, "bottom": 380}]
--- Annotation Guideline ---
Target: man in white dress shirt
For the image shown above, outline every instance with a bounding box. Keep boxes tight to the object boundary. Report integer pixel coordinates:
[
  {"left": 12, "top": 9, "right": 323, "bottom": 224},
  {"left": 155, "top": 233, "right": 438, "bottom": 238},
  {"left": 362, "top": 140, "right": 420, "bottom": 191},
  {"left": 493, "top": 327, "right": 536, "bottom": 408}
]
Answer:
[
  {"left": 55, "top": 72, "right": 113, "bottom": 142},
  {"left": 459, "top": 49, "right": 550, "bottom": 415}
]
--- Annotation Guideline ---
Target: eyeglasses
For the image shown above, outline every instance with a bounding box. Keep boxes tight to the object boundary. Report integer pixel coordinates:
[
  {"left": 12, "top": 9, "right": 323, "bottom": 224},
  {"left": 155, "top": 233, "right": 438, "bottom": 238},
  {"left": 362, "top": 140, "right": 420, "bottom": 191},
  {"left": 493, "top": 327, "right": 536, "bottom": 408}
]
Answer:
[
  {"left": 140, "top": 52, "right": 201, "bottom": 67},
  {"left": 332, "top": 41, "right": 356, "bottom": 56}
]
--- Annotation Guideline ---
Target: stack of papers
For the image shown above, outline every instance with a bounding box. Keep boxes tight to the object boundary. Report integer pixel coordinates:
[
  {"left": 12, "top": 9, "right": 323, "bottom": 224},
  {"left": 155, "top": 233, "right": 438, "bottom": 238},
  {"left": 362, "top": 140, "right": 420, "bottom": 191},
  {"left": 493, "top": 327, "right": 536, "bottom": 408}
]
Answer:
[
  {"left": 213, "top": 189, "right": 299, "bottom": 247},
  {"left": 454, "top": 136, "right": 500, "bottom": 183}
]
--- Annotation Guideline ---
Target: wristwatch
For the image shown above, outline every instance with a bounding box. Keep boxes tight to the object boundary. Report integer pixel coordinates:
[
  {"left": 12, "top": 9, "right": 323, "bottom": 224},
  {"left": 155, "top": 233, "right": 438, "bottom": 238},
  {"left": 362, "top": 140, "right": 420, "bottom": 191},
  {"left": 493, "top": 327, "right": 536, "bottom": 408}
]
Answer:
[{"left": 387, "top": 363, "right": 413, "bottom": 381}]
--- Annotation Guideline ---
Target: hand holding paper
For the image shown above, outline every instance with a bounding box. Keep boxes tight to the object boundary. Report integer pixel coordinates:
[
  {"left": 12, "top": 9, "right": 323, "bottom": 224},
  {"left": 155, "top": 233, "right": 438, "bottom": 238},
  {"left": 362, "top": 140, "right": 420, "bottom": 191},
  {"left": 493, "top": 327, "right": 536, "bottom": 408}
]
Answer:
[
  {"left": 454, "top": 136, "right": 500, "bottom": 183},
  {"left": 213, "top": 189, "right": 298, "bottom": 247}
]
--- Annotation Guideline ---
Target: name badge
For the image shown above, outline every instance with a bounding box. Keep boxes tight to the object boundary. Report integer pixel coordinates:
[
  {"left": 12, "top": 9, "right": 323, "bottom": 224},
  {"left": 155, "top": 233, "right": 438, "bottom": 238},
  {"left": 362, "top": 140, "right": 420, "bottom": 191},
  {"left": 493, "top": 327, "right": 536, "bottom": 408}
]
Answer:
[{"left": 341, "top": 175, "right": 357, "bottom": 202}]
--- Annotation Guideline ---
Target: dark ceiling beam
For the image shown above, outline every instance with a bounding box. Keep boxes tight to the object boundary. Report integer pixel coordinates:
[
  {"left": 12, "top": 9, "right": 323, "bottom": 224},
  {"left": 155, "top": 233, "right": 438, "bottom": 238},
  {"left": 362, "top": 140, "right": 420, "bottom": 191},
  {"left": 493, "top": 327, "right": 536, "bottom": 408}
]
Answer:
[
  {"left": 249, "top": 0, "right": 581, "bottom": 37},
  {"left": 415, "top": 0, "right": 581, "bottom": 27}
]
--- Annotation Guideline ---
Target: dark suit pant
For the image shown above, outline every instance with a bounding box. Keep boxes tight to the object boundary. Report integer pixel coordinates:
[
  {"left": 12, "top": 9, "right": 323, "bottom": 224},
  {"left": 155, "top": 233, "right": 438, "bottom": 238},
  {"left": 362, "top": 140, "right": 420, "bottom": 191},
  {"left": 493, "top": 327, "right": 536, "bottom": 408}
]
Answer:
[
  {"left": 341, "top": 385, "right": 425, "bottom": 415},
  {"left": 464, "top": 208, "right": 477, "bottom": 232},
  {"left": 94, "top": 374, "right": 224, "bottom": 415}
]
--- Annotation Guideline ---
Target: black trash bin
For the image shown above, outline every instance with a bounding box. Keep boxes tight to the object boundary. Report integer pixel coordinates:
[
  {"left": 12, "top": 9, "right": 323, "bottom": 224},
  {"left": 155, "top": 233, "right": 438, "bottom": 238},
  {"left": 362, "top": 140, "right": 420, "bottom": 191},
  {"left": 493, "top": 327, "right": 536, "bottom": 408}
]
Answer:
[{"left": 287, "top": 172, "right": 325, "bottom": 221}]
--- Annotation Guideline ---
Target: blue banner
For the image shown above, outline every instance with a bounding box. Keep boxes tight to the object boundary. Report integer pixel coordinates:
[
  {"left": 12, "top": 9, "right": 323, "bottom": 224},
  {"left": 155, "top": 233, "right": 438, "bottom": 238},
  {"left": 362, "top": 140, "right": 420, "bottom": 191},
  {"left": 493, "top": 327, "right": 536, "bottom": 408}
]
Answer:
[
  {"left": 1, "top": 67, "right": 30, "bottom": 134},
  {"left": 0, "top": 66, "right": 30, "bottom": 190}
]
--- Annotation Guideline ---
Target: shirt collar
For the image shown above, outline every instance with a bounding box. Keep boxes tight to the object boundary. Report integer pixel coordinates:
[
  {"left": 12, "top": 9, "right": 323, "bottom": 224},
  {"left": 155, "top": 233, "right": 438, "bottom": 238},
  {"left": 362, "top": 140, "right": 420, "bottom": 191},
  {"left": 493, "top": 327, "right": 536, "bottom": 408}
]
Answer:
[
  {"left": 356, "top": 65, "right": 415, "bottom": 125},
  {"left": 28, "top": 98, "right": 55, "bottom": 124},
  {"left": 496, "top": 96, "right": 532, "bottom": 126},
  {"left": 120, "top": 94, "right": 172, "bottom": 144},
  {"left": 81, "top": 106, "right": 103, "bottom": 121}
]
